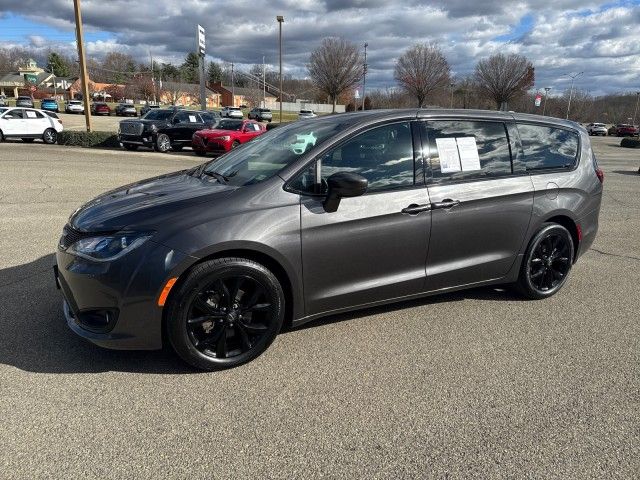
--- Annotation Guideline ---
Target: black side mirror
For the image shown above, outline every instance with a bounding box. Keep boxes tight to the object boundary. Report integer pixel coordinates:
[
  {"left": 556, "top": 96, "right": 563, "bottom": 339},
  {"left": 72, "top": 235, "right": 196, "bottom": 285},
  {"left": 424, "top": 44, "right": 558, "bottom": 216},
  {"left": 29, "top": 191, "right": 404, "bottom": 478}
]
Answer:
[{"left": 323, "top": 172, "right": 368, "bottom": 213}]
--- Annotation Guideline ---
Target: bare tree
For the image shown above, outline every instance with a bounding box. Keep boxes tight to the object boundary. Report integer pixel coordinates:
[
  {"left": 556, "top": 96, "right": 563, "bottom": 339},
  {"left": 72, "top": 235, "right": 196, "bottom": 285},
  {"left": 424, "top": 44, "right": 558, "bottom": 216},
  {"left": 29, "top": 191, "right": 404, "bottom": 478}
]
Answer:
[
  {"left": 308, "top": 38, "right": 362, "bottom": 112},
  {"left": 474, "top": 53, "right": 534, "bottom": 110},
  {"left": 394, "top": 43, "right": 450, "bottom": 108}
]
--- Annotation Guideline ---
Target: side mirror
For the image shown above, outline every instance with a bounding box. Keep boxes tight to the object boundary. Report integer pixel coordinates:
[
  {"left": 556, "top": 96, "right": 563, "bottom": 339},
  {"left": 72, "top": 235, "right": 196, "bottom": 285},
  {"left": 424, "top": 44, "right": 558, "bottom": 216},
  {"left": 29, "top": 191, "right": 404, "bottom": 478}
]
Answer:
[{"left": 323, "top": 172, "right": 368, "bottom": 213}]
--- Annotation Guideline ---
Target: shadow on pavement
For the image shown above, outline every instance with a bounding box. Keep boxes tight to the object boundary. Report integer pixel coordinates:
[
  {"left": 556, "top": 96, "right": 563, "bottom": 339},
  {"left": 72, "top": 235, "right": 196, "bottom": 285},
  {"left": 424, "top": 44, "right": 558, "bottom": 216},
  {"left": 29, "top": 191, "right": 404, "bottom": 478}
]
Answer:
[
  {"left": 0, "top": 254, "right": 523, "bottom": 373},
  {"left": 611, "top": 170, "right": 640, "bottom": 176},
  {"left": 0, "top": 254, "right": 193, "bottom": 374}
]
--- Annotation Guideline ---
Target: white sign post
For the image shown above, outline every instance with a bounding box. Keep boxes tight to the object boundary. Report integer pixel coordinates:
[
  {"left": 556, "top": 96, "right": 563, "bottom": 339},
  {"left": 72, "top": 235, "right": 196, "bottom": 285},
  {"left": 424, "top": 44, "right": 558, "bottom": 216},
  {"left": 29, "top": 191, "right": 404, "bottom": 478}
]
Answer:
[
  {"left": 197, "top": 25, "right": 206, "bottom": 55},
  {"left": 197, "top": 25, "right": 206, "bottom": 111}
]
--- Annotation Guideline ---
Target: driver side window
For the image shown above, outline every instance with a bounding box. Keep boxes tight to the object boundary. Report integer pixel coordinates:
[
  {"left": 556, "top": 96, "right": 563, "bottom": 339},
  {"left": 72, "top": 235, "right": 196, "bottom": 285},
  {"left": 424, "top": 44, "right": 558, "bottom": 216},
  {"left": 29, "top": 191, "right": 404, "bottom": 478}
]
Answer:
[{"left": 319, "top": 122, "right": 415, "bottom": 193}]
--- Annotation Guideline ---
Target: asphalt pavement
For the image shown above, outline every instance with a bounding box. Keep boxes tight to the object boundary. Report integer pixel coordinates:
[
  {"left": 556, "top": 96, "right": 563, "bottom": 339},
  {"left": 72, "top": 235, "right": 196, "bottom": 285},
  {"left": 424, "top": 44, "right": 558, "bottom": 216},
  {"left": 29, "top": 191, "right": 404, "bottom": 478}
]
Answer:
[{"left": 0, "top": 136, "right": 638, "bottom": 479}]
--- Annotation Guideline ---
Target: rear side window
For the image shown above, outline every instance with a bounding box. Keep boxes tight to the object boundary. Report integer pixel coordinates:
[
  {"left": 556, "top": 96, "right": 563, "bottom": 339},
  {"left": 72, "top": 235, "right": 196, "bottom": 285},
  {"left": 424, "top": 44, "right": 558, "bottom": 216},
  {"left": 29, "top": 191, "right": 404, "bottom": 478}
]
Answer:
[
  {"left": 517, "top": 124, "right": 579, "bottom": 171},
  {"left": 422, "top": 120, "right": 512, "bottom": 182}
]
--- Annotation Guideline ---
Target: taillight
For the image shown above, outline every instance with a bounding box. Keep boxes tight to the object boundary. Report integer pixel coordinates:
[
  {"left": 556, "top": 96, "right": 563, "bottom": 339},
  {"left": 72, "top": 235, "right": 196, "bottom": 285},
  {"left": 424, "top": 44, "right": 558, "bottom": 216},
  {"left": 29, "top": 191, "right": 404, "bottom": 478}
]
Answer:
[{"left": 596, "top": 167, "right": 604, "bottom": 184}]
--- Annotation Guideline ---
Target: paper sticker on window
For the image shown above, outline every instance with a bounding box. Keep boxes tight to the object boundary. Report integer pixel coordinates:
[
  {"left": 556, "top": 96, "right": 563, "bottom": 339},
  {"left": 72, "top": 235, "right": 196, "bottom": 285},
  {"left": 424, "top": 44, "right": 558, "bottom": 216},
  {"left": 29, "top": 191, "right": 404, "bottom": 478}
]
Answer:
[
  {"left": 26, "top": 111, "right": 37, "bottom": 118},
  {"left": 435, "top": 137, "right": 461, "bottom": 173},
  {"left": 189, "top": 115, "right": 197, "bottom": 122},
  {"left": 456, "top": 136, "right": 481, "bottom": 171}
]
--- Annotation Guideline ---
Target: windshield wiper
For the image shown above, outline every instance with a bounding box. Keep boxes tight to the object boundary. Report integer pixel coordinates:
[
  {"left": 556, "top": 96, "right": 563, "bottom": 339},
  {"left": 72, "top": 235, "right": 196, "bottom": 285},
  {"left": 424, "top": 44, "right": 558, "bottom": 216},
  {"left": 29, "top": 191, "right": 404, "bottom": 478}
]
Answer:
[{"left": 201, "top": 170, "right": 229, "bottom": 184}]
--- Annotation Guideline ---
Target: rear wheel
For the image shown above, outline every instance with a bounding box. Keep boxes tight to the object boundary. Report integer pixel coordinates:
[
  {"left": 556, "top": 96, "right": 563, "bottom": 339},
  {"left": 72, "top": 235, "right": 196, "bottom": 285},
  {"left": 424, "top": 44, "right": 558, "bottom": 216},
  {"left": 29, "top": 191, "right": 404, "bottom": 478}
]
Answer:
[
  {"left": 43, "top": 129, "right": 57, "bottom": 144},
  {"left": 155, "top": 133, "right": 171, "bottom": 153},
  {"left": 517, "top": 223, "right": 574, "bottom": 299},
  {"left": 166, "top": 258, "right": 285, "bottom": 370}
]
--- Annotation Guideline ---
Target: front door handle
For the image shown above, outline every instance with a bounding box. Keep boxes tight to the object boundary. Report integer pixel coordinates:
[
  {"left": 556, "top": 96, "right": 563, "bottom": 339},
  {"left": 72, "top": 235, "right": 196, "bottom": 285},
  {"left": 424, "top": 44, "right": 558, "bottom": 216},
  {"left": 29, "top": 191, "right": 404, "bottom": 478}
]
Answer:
[
  {"left": 401, "top": 203, "right": 432, "bottom": 215},
  {"left": 431, "top": 199, "right": 460, "bottom": 210}
]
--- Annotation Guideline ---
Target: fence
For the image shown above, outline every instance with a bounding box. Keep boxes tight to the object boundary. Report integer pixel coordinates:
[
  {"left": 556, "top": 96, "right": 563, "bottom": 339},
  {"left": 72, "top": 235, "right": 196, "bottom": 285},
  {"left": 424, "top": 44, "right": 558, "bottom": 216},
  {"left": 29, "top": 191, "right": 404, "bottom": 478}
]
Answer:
[{"left": 264, "top": 100, "right": 345, "bottom": 114}]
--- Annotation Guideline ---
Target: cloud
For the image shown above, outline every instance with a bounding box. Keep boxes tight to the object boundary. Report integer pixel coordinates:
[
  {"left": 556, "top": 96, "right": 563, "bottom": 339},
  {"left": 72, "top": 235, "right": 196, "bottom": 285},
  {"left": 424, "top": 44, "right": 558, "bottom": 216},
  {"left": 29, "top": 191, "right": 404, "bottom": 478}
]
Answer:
[{"left": 0, "top": 0, "right": 638, "bottom": 95}]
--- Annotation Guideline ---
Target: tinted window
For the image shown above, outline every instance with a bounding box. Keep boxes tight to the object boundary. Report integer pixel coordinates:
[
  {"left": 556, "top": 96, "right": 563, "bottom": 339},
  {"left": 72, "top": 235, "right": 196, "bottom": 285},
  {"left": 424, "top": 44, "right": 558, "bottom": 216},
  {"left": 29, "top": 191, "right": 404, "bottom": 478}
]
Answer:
[
  {"left": 517, "top": 124, "right": 579, "bottom": 171},
  {"left": 143, "top": 109, "right": 173, "bottom": 120},
  {"left": 176, "top": 112, "right": 200, "bottom": 123},
  {"left": 319, "top": 122, "right": 415, "bottom": 192},
  {"left": 423, "top": 120, "right": 512, "bottom": 181},
  {"left": 218, "top": 120, "right": 243, "bottom": 131},
  {"left": 24, "top": 109, "right": 44, "bottom": 119},
  {"left": 4, "top": 109, "right": 23, "bottom": 119}
]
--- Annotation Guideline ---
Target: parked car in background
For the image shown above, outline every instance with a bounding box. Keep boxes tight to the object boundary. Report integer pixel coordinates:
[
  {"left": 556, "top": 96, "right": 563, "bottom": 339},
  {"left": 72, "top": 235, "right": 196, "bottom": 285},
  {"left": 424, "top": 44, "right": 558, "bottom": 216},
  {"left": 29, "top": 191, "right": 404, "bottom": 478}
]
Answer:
[
  {"left": 248, "top": 107, "right": 272, "bottom": 122},
  {"left": 115, "top": 103, "right": 137, "bottom": 117},
  {"left": 40, "top": 98, "right": 59, "bottom": 113},
  {"left": 0, "top": 107, "right": 63, "bottom": 143},
  {"left": 298, "top": 109, "right": 317, "bottom": 119},
  {"left": 586, "top": 123, "right": 607, "bottom": 136},
  {"left": 54, "top": 109, "right": 603, "bottom": 371},
  {"left": 192, "top": 119, "right": 266, "bottom": 156},
  {"left": 221, "top": 106, "right": 243, "bottom": 119},
  {"left": 65, "top": 100, "right": 84, "bottom": 114},
  {"left": 118, "top": 107, "right": 218, "bottom": 152},
  {"left": 16, "top": 96, "right": 34, "bottom": 108},
  {"left": 140, "top": 104, "right": 160, "bottom": 116},
  {"left": 608, "top": 124, "right": 638, "bottom": 136},
  {"left": 91, "top": 102, "right": 111, "bottom": 116}
]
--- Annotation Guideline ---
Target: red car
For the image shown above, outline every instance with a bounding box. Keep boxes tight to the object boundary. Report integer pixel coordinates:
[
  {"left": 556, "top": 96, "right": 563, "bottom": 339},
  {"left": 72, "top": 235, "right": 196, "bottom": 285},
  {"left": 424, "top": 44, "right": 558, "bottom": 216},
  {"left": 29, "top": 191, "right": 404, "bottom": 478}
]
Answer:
[
  {"left": 608, "top": 124, "right": 638, "bottom": 137},
  {"left": 192, "top": 119, "right": 266, "bottom": 156},
  {"left": 91, "top": 102, "right": 111, "bottom": 116}
]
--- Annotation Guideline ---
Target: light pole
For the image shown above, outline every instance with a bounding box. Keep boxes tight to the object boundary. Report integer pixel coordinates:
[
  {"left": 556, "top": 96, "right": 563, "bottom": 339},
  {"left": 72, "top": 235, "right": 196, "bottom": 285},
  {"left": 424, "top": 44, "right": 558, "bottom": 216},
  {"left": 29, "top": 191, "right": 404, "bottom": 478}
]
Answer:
[
  {"left": 262, "top": 55, "right": 266, "bottom": 108},
  {"left": 361, "top": 42, "right": 368, "bottom": 111},
  {"left": 277, "top": 15, "right": 284, "bottom": 123},
  {"left": 231, "top": 62, "right": 235, "bottom": 106},
  {"left": 565, "top": 72, "right": 583, "bottom": 120},
  {"left": 542, "top": 87, "right": 551, "bottom": 116},
  {"left": 449, "top": 82, "right": 455, "bottom": 108},
  {"left": 633, "top": 91, "right": 640, "bottom": 127}
]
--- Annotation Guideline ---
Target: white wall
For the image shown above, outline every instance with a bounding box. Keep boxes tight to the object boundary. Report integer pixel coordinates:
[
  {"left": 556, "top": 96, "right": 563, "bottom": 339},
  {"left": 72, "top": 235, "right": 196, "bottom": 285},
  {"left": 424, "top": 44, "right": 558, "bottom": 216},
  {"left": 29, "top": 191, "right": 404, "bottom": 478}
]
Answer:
[{"left": 266, "top": 100, "right": 345, "bottom": 113}]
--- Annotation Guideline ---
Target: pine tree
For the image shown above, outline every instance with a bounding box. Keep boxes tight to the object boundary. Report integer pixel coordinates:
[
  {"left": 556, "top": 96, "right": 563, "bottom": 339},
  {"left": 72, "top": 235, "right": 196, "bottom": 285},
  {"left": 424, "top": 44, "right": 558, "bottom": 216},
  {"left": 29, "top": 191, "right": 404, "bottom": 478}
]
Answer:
[
  {"left": 181, "top": 52, "right": 200, "bottom": 84},
  {"left": 47, "top": 52, "right": 70, "bottom": 77}
]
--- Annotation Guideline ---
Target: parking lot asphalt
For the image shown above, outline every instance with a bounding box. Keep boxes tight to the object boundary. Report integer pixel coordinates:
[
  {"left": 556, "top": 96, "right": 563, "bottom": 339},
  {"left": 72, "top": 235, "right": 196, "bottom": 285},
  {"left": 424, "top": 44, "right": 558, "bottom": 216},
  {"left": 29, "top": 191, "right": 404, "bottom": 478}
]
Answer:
[{"left": 0, "top": 136, "right": 638, "bottom": 479}]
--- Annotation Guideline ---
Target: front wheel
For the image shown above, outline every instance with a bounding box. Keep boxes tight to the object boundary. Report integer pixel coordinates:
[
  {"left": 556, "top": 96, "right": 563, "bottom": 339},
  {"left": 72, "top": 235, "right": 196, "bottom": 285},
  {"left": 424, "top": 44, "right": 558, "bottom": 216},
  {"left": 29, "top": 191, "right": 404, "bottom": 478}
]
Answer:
[
  {"left": 194, "top": 150, "right": 207, "bottom": 157},
  {"left": 155, "top": 133, "right": 171, "bottom": 153},
  {"left": 517, "top": 223, "right": 574, "bottom": 299},
  {"left": 166, "top": 258, "right": 285, "bottom": 370},
  {"left": 43, "top": 129, "right": 58, "bottom": 144}
]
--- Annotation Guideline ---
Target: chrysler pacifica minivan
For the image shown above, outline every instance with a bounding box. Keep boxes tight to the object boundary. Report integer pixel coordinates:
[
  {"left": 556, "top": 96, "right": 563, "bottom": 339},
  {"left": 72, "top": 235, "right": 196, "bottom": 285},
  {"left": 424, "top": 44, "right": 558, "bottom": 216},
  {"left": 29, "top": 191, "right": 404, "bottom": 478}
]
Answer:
[{"left": 54, "top": 109, "right": 603, "bottom": 370}]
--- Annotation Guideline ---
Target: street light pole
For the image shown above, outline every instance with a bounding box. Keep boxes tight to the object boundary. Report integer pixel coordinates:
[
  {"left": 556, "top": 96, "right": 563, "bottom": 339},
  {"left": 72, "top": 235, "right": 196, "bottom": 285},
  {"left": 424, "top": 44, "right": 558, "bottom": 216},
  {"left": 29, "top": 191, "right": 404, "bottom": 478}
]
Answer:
[
  {"left": 542, "top": 87, "right": 551, "bottom": 116},
  {"left": 565, "top": 72, "right": 583, "bottom": 120},
  {"left": 231, "top": 62, "right": 235, "bottom": 107},
  {"left": 277, "top": 15, "right": 284, "bottom": 123},
  {"left": 73, "top": 0, "right": 92, "bottom": 132},
  {"left": 361, "top": 42, "right": 368, "bottom": 111},
  {"left": 633, "top": 91, "right": 640, "bottom": 127}
]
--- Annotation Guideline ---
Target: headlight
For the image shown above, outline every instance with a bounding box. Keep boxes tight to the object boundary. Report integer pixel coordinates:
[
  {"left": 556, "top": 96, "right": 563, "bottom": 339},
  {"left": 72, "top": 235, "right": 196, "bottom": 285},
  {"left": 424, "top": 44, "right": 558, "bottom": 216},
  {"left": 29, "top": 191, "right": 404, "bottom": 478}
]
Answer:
[
  {"left": 69, "top": 232, "right": 152, "bottom": 262},
  {"left": 149, "top": 124, "right": 158, "bottom": 132},
  {"left": 213, "top": 135, "right": 231, "bottom": 142}
]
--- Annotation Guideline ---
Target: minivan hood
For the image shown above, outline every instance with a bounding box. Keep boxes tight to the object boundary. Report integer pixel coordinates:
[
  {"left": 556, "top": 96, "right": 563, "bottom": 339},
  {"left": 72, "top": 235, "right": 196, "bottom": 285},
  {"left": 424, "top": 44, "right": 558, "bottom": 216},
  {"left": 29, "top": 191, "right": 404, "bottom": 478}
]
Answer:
[{"left": 70, "top": 170, "right": 235, "bottom": 232}]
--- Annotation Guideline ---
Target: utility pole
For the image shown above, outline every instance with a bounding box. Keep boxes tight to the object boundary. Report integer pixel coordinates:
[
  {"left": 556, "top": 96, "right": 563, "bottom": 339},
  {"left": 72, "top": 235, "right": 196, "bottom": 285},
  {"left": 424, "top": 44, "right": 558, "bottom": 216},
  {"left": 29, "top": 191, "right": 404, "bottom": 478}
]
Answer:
[
  {"left": 277, "top": 15, "right": 284, "bottom": 123},
  {"left": 231, "top": 62, "right": 235, "bottom": 106},
  {"left": 149, "top": 50, "right": 156, "bottom": 104},
  {"left": 73, "top": 0, "right": 92, "bottom": 132},
  {"left": 633, "top": 91, "right": 640, "bottom": 127},
  {"left": 262, "top": 55, "right": 266, "bottom": 108},
  {"left": 361, "top": 42, "right": 368, "bottom": 111},
  {"left": 450, "top": 82, "right": 455, "bottom": 108},
  {"left": 565, "top": 71, "right": 583, "bottom": 120},
  {"left": 542, "top": 87, "right": 551, "bottom": 116}
]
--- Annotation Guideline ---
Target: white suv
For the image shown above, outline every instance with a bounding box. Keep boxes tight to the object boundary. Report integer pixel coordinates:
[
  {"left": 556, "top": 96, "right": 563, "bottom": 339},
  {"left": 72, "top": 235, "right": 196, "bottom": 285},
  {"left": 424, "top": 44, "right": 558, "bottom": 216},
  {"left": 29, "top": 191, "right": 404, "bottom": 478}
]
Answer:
[
  {"left": 66, "top": 100, "right": 84, "bottom": 114},
  {"left": 0, "top": 107, "right": 64, "bottom": 144},
  {"left": 586, "top": 123, "right": 607, "bottom": 136}
]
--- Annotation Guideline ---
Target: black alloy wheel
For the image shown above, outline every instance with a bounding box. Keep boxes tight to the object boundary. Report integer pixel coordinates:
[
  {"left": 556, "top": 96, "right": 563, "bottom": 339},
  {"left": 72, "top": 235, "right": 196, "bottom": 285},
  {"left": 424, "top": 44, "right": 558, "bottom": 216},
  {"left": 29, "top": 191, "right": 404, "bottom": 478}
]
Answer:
[
  {"left": 43, "top": 129, "right": 57, "bottom": 144},
  {"left": 518, "top": 223, "right": 574, "bottom": 299},
  {"left": 167, "top": 258, "right": 285, "bottom": 370}
]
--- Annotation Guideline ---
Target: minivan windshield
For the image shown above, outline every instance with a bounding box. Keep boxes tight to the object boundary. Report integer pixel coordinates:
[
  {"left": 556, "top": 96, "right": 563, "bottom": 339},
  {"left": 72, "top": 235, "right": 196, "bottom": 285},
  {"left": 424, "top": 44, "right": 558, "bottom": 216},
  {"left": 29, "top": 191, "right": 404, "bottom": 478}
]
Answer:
[{"left": 202, "top": 117, "right": 348, "bottom": 186}]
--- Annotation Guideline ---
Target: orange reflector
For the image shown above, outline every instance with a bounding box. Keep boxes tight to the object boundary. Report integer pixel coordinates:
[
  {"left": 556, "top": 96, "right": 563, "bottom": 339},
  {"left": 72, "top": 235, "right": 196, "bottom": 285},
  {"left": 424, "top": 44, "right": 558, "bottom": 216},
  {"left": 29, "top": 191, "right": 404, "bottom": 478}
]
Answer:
[{"left": 157, "top": 277, "right": 178, "bottom": 307}]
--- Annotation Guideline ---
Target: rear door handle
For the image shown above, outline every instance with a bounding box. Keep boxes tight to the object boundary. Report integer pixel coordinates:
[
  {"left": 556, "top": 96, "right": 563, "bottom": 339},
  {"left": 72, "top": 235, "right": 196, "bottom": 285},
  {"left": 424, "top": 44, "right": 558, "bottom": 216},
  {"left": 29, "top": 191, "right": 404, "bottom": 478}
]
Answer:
[
  {"left": 401, "top": 203, "right": 432, "bottom": 215},
  {"left": 431, "top": 199, "right": 460, "bottom": 210}
]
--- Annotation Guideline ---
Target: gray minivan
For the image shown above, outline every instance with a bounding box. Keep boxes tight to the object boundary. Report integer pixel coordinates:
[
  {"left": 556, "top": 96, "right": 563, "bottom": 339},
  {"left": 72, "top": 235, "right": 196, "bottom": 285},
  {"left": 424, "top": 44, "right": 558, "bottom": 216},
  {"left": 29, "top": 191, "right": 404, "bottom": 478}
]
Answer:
[{"left": 55, "top": 109, "right": 603, "bottom": 370}]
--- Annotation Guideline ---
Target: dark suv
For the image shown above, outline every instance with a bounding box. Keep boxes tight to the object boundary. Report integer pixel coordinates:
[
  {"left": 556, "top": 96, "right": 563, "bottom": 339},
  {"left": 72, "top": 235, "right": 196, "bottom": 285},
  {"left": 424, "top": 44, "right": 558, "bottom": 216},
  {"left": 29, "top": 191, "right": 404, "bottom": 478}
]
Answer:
[
  {"left": 118, "top": 108, "right": 219, "bottom": 152},
  {"left": 55, "top": 109, "right": 603, "bottom": 371},
  {"left": 248, "top": 107, "right": 273, "bottom": 122}
]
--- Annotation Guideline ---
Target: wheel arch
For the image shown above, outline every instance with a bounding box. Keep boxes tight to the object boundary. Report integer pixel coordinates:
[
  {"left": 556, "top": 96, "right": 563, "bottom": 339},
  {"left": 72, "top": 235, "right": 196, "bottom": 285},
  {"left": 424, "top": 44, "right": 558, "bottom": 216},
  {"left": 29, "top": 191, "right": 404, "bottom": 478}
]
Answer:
[{"left": 543, "top": 214, "right": 580, "bottom": 261}]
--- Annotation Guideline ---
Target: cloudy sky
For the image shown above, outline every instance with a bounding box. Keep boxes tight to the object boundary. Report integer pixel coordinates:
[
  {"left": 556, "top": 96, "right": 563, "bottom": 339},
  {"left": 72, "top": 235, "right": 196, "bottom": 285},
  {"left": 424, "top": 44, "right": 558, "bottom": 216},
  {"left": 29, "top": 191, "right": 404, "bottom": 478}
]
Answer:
[{"left": 1, "top": 0, "right": 639, "bottom": 95}]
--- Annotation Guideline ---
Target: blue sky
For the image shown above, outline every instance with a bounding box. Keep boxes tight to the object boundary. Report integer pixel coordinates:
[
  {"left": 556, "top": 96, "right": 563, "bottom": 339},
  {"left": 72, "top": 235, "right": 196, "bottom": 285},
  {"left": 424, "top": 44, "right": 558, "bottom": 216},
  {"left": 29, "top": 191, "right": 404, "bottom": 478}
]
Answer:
[{"left": 0, "top": 1, "right": 638, "bottom": 95}]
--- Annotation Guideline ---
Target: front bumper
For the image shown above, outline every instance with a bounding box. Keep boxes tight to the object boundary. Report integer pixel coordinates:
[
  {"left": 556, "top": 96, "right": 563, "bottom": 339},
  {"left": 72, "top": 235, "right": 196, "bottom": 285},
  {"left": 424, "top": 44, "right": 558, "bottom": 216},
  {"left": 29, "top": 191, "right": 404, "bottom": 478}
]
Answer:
[
  {"left": 118, "top": 133, "right": 154, "bottom": 147},
  {"left": 54, "top": 240, "right": 192, "bottom": 350},
  {"left": 192, "top": 135, "right": 231, "bottom": 155}
]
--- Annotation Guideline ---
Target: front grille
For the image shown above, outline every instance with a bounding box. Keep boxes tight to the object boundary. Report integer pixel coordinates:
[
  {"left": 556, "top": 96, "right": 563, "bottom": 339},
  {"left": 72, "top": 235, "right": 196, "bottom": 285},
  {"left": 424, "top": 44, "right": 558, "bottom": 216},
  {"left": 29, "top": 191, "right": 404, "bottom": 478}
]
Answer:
[
  {"left": 120, "top": 122, "right": 144, "bottom": 136},
  {"left": 59, "top": 224, "right": 95, "bottom": 249}
]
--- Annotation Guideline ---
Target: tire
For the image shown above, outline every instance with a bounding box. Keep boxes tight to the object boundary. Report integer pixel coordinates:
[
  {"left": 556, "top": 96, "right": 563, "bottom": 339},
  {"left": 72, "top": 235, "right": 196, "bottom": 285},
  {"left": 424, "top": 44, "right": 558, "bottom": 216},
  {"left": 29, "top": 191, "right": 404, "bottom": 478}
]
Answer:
[
  {"left": 231, "top": 140, "right": 240, "bottom": 149},
  {"left": 22, "top": 138, "right": 35, "bottom": 143},
  {"left": 42, "top": 129, "right": 57, "bottom": 145},
  {"left": 123, "top": 143, "right": 138, "bottom": 151},
  {"left": 194, "top": 150, "right": 207, "bottom": 157},
  {"left": 166, "top": 257, "right": 285, "bottom": 371},
  {"left": 0, "top": 130, "right": 4, "bottom": 142},
  {"left": 155, "top": 133, "right": 171, "bottom": 153},
  {"left": 516, "top": 223, "right": 574, "bottom": 300}
]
